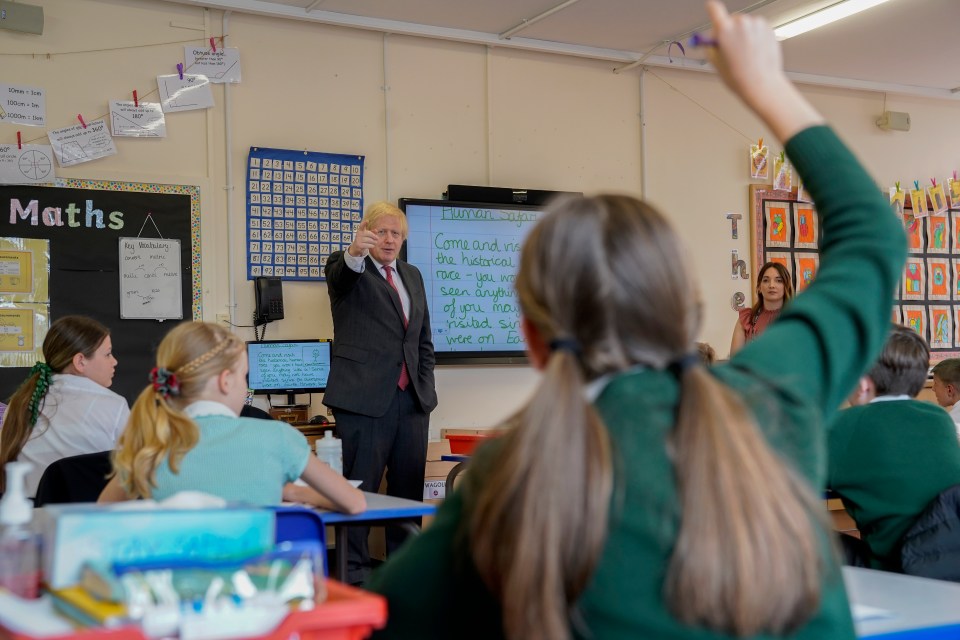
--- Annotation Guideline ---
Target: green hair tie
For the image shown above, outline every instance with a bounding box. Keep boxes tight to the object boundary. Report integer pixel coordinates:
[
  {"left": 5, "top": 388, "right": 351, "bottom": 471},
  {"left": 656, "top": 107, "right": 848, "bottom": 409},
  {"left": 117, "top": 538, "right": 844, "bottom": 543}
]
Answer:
[{"left": 27, "top": 361, "right": 53, "bottom": 427}]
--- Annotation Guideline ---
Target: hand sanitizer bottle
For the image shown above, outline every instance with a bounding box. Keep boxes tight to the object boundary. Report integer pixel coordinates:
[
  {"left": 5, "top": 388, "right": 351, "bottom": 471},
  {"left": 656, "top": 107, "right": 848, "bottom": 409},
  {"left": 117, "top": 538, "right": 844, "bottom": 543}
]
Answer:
[
  {"left": 0, "top": 462, "right": 41, "bottom": 598},
  {"left": 315, "top": 431, "right": 343, "bottom": 475}
]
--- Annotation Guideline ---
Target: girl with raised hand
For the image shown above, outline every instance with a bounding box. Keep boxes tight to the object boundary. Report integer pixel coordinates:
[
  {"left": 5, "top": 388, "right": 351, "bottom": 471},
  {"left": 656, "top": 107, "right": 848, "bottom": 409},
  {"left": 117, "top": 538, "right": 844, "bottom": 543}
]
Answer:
[
  {"left": 98, "top": 321, "right": 365, "bottom": 514},
  {"left": 0, "top": 315, "right": 129, "bottom": 498},
  {"left": 367, "top": 1, "right": 906, "bottom": 638}
]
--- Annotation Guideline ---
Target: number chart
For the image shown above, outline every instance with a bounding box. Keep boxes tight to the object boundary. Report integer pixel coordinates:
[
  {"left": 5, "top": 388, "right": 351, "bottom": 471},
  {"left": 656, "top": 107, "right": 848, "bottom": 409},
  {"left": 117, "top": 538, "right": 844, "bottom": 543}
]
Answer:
[{"left": 246, "top": 147, "right": 364, "bottom": 281}]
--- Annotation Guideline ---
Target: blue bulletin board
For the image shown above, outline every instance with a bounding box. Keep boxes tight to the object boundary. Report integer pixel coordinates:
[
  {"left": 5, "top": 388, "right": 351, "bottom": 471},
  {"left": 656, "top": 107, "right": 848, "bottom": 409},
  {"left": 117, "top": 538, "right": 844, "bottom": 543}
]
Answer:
[{"left": 246, "top": 147, "right": 364, "bottom": 281}]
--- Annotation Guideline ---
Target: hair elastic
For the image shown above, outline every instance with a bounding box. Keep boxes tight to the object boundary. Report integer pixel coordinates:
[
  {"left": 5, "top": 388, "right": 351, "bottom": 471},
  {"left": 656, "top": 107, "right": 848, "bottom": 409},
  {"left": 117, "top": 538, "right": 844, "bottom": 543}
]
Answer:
[
  {"left": 27, "top": 361, "right": 53, "bottom": 426},
  {"left": 149, "top": 366, "right": 181, "bottom": 398},
  {"left": 549, "top": 338, "right": 582, "bottom": 355},
  {"left": 667, "top": 353, "right": 699, "bottom": 379}
]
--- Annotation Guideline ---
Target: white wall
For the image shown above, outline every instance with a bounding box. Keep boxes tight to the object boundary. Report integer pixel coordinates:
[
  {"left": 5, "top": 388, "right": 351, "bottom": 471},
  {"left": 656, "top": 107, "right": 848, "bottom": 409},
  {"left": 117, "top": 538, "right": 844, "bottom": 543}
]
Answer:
[{"left": 3, "top": 0, "right": 958, "bottom": 435}]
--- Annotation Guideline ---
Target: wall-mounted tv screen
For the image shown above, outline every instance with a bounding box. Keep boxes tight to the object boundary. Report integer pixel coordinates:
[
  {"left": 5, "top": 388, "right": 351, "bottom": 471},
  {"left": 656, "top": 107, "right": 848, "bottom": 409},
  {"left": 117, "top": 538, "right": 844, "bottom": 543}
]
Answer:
[
  {"left": 247, "top": 339, "right": 331, "bottom": 405},
  {"left": 400, "top": 198, "right": 548, "bottom": 365}
]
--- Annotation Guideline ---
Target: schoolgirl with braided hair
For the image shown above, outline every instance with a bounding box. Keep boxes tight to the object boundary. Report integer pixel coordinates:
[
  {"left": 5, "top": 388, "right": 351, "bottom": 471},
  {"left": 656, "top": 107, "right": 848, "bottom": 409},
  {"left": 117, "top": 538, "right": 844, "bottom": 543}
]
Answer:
[
  {"left": 0, "top": 315, "right": 128, "bottom": 497},
  {"left": 99, "top": 321, "right": 365, "bottom": 514}
]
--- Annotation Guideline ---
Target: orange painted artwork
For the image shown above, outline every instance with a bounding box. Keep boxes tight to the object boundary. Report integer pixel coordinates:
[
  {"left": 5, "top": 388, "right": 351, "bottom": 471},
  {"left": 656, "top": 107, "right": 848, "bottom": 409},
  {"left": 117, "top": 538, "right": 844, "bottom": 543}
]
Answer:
[
  {"left": 902, "top": 259, "right": 925, "bottom": 300},
  {"left": 794, "top": 204, "right": 818, "bottom": 249},
  {"left": 904, "top": 212, "right": 922, "bottom": 252},
  {"left": 766, "top": 205, "right": 788, "bottom": 244},
  {"left": 929, "top": 260, "right": 949, "bottom": 299},
  {"left": 954, "top": 260, "right": 960, "bottom": 300},
  {"left": 927, "top": 216, "right": 949, "bottom": 253},
  {"left": 931, "top": 306, "right": 951, "bottom": 349},
  {"left": 903, "top": 306, "right": 926, "bottom": 336},
  {"left": 794, "top": 254, "right": 819, "bottom": 292}
]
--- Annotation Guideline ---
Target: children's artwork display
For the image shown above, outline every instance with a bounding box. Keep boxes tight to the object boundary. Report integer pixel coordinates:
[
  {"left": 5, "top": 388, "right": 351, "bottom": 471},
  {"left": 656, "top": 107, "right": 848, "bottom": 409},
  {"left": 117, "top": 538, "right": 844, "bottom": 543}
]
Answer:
[
  {"left": 750, "top": 185, "right": 960, "bottom": 359},
  {"left": 246, "top": 147, "right": 364, "bottom": 281}
]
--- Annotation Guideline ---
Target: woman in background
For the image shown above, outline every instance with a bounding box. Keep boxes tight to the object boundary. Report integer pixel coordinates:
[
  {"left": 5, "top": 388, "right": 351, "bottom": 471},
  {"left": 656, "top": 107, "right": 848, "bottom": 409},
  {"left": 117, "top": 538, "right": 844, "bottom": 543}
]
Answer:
[
  {"left": 367, "top": 2, "right": 906, "bottom": 638},
  {"left": 730, "top": 260, "right": 794, "bottom": 354},
  {"left": 98, "top": 321, "right": 364, "bottom": 514},
  {"left": 0, "top": 315, "right": 129, "bottom": 497}
]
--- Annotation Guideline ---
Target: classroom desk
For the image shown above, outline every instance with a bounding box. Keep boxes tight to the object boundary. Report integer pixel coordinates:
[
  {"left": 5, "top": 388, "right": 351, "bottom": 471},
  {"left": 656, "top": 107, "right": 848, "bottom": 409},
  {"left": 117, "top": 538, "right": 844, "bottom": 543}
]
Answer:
[
  {"left": 316, "top": 491, "right": 436, "bottom": 581},
  {"left": 844, "top": 566, "right": 960, "bottom": 638}
]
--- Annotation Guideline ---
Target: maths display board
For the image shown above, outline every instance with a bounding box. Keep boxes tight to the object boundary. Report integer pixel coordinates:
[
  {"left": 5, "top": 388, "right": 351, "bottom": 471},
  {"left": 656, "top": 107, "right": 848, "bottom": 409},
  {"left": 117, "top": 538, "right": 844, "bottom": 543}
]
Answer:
[
  {"left": 400, "top": 199, "right": 545, "bottom": 364},
  {"left": 0, "top": 180, "right": 200, "bottom": 405},
  {"left": 246, "top": 147, "right": 364, "bottom": 281},
  {"left": 750, "top": 185, "right": 960, "bottom": 359}
]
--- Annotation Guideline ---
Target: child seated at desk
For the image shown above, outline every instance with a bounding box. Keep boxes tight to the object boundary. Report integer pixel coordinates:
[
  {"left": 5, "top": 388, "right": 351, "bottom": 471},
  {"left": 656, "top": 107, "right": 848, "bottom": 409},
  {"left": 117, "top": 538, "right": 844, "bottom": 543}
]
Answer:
[
  {"left": 98, "top": 321, "right": 364, "bottom": 514},
  {"left": 0, "top": 315, "right": 129, "bottom": 499},
  {"left": 828, "top": 325, "right": 960, "bottom": 571},
  {"left": 367, "top": 2, "right": 906, "bottom": 638}
]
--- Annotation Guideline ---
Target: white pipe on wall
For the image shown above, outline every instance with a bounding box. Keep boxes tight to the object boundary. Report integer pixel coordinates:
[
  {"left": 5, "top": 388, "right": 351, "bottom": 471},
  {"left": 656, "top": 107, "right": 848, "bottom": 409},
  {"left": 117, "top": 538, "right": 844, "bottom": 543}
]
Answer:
[{"left": 223, "top": 10, "right": 237, "bottom": 327}]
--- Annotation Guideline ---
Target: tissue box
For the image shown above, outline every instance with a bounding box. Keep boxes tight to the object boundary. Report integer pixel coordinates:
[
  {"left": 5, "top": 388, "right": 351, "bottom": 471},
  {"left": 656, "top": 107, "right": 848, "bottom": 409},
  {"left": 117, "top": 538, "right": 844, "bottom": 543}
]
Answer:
[{"left": 37, "top": 504, "right": 274, "bottom": 589}]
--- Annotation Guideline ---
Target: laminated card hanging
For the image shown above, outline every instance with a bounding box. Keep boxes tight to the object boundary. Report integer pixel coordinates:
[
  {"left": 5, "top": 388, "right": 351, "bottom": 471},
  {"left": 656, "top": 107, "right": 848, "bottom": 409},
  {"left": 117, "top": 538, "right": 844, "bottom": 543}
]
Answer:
[{"left": 118, "top": 213, "right": 182, "bottom": 320}]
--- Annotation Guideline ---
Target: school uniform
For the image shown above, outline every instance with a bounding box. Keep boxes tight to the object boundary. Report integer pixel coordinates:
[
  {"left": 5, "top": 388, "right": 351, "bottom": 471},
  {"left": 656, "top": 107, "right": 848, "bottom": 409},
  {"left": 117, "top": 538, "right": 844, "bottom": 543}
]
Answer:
[
  {"left": 367, "top": 125, "right": 906, "bottom": 638},
  {"left": 828, "top": 398, "right": 960, "bottom": 570}
]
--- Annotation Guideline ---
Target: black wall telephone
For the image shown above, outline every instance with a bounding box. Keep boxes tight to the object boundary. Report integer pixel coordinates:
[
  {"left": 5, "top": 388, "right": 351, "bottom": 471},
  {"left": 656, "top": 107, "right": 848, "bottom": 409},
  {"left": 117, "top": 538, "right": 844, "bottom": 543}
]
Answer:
[{"left": 254, "top": 276, "right": 284, "bottom": 325}]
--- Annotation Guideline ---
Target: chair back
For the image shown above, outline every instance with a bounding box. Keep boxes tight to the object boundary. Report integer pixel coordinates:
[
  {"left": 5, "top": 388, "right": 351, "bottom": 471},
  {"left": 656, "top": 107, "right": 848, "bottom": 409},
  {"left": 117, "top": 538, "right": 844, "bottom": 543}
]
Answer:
[
  {"left": 271, "top": 505, "right": 328, "bottom": 576},
  {"left": 900, "top": 483, "right": 960, "bottom": 581},
  {"left": 34, "top": 451, "right": 113, "bottom": 507}
]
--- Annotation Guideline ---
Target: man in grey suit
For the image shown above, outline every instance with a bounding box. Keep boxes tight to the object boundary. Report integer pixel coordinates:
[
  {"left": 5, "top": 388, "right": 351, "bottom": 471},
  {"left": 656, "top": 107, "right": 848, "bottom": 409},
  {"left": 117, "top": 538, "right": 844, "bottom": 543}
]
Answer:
[{"left": 324, "top": 201, "right": 437, "bottom": 584}]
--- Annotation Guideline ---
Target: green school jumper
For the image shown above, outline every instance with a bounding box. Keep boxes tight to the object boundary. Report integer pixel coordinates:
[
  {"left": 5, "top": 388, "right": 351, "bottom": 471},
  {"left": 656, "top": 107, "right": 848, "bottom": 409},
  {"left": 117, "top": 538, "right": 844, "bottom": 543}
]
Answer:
[
  {"left": 367, "top": 125, "right": 907, "bottom": 639},
  {"left": 828, "top": 399, "right": 960, "bottom": 571}
]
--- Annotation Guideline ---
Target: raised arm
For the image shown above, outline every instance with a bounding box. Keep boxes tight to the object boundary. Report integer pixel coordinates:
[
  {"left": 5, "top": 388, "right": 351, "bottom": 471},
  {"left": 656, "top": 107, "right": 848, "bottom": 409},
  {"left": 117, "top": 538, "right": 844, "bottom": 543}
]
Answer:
[
  {"left": 706, "top": 0, "right": 823, "bottom": 143},
  {"left": 707, "top": 0, "right": 906, "bottom": 417}
]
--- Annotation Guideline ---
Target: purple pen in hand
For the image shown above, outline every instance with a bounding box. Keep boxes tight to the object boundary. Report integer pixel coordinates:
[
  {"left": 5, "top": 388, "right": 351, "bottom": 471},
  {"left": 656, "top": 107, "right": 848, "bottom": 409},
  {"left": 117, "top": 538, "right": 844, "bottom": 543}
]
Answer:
[{"left": 688, "top": 33, "right": 718, "bottom": 47}]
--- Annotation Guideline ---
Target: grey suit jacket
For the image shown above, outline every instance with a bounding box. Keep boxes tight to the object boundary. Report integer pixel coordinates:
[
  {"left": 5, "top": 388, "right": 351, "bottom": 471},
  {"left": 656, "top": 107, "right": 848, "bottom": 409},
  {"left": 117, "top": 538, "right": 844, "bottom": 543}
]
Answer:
[{"left": 323, "top": 251, "right": 438, "bottom": 418}]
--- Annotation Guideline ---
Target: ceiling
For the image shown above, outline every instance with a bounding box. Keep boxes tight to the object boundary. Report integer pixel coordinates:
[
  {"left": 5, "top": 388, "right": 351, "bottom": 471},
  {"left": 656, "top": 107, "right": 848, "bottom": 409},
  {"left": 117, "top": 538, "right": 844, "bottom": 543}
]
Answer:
[{"left": 163, "top": 0, "right": 960, "bottom": 99}]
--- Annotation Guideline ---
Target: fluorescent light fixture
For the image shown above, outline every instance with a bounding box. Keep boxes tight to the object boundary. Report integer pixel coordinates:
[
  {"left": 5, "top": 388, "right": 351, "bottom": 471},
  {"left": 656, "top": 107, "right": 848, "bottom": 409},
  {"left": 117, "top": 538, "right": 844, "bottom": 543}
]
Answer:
[{"left": 774, "top": 0, "right": 893, "bottom": 40}]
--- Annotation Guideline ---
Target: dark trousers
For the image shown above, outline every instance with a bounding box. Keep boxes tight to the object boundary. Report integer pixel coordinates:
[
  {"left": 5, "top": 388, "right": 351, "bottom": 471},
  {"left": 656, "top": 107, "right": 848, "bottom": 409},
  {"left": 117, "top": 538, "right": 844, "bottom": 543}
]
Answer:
[{"left": 333, "top": 386, "right": 429, "bottom": 585}]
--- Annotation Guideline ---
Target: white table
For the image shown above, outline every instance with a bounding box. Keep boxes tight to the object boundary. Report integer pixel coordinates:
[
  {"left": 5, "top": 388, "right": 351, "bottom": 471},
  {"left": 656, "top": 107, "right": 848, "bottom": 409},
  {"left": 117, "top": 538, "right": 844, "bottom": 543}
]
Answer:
[{"left": 845, "top": 566, "right": 960, "bottom": 638}]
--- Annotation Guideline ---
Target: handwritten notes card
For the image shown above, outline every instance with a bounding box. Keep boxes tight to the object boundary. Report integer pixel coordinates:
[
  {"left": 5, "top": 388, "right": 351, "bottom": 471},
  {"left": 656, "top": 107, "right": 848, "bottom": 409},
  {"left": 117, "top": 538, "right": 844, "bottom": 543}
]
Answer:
[{"left": 118, "top": 237, "right": 183, "bottom": 320}]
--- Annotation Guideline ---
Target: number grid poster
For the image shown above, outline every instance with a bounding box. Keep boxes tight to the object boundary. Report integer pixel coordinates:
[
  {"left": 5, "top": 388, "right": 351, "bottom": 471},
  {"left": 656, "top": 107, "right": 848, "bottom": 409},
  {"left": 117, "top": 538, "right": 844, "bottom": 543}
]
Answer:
[
  {"left": 750, "top": 185, "right": 960, "bottom": 359},
  {"left": 246, "top": 147, "right": 364, "bottom": 281}
]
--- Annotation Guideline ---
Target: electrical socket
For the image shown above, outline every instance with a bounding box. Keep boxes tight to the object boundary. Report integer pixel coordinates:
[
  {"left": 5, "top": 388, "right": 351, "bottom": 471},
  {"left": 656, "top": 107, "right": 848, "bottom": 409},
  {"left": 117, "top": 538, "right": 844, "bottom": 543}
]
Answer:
[{"left": 215, "top": 312, "right": 230, "bottom": 325}]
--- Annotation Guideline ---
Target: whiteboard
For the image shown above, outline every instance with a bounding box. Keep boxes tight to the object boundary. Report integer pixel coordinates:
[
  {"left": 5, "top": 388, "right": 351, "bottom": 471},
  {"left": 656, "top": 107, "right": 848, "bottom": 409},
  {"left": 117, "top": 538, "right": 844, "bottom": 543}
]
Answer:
[{"left": 118, "top": 237, "right": 183, "bottom": 320}]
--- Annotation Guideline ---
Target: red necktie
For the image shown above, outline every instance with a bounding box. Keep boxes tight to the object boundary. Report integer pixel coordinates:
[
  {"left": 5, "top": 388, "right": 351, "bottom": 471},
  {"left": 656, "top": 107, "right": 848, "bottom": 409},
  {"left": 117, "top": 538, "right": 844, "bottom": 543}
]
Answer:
[{"left": 384, "top": 265, "right": 410, "bottom": 390}]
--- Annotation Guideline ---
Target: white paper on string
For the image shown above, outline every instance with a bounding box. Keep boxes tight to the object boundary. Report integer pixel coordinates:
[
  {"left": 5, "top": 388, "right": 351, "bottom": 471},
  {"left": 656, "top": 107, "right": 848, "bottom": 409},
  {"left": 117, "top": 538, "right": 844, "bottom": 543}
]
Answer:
[
  {"left": 0, "top": 144, "right": 56, "bottom": 185},
  {"left": 109, "top": 101, "right": 167, "bottom": 138},
  {"left": 47, "top": 119, "right": 117, "bottom": 167},
  {"left": 156, "top": 73, "right": 215, "bottom": 113},
  {"left": 184, "top": 46, "right": 242, "bottom": 84},
  {"left": 0, "top": 84, "right": 46, "bottom": 127}
]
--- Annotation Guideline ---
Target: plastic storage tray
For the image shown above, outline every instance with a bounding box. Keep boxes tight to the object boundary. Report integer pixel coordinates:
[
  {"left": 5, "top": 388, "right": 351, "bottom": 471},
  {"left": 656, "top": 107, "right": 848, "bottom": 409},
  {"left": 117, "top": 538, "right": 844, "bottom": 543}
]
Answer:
[{"left": 0, "top": 580, "right": 386, "bottom": 640}]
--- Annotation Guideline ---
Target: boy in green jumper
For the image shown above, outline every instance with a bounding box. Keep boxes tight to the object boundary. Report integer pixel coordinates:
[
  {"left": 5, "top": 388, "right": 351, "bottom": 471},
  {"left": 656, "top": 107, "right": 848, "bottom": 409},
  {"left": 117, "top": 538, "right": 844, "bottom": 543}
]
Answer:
[{"left": 828, "top": 325, "right": 960, "bottom": 571}]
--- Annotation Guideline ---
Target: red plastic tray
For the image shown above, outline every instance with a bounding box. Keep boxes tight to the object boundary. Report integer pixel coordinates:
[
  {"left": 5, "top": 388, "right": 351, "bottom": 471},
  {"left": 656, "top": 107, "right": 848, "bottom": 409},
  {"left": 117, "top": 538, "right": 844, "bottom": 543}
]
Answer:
[
  {"left": 446, "top": 433, "right": 496, "bottom": 455},
  {"left": 0, "top": 580, "right": 386, "bottom": 640}
]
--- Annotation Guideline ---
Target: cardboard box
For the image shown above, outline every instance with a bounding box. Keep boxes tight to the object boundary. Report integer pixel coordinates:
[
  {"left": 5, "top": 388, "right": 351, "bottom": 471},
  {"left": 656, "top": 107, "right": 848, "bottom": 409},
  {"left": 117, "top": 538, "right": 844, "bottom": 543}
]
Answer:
[{"left": 38, "top": 505, "right": 274, "bottom": 588}]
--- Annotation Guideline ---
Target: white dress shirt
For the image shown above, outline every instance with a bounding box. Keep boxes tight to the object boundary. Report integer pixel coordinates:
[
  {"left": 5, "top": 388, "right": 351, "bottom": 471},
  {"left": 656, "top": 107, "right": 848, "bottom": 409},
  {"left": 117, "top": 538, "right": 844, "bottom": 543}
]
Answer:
[
  {"left": 344, "top": 250, "right": 410, "bottom": 319},
  {"left": 11, "top": 374, "right": 129, "bottom": 498}
]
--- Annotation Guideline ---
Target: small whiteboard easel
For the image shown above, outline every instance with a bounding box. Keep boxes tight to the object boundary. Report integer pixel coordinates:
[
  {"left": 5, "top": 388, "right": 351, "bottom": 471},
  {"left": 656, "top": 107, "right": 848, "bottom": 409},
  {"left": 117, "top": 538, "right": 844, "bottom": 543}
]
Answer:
[{"left": 119, "top": 237, "right": 183, "bottom": 320}]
